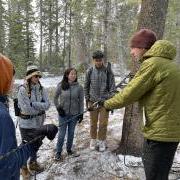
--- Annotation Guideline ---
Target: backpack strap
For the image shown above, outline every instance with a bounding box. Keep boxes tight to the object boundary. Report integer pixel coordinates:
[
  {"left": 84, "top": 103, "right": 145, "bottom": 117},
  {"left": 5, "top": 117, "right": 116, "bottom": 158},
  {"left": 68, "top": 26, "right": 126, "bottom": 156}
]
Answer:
[
  {"left": 106, "top": 62, "right": 112, "bottom": 92},
  {"left": 87, "top": 66, "right": 93, "bottom": 88}
]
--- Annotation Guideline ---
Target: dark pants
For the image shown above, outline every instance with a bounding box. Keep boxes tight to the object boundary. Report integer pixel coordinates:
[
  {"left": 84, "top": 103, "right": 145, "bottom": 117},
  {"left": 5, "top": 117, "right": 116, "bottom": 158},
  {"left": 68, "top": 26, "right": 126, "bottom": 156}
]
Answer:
[
  {"left": 56, "top": 115, "right": 77, "bottom": 154},
  {"left": 20, "top": 128, "right": 43, "bottom": 163},
  {"left": 142, "top": 139, "right": 179, "bottom": 180}
]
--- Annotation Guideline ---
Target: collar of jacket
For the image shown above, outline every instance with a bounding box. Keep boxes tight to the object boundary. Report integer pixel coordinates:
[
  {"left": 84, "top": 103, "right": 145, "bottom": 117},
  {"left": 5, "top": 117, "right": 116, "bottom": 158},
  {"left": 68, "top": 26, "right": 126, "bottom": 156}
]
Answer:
[
  {"left": 69, "top": 82, "right": 78, "bottom": 86},
  {"left": 140, "top": 40, "right": 176, "bottom": 63},
  {"left": 0, "top": 95, "right": 9, "bottom": 108}
]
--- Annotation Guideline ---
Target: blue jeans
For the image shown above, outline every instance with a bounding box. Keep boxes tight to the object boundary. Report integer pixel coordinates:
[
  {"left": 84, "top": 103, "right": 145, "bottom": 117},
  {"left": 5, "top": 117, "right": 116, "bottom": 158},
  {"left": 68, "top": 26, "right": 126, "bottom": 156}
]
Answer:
[{"left": 56, "top": 115, "right": 78, "bottom": 154}]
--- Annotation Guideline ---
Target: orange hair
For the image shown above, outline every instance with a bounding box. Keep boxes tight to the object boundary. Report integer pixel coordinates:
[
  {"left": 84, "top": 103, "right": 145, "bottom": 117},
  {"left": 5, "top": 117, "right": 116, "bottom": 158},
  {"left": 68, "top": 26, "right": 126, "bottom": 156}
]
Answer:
[{"left": 0, "top": 54, "right": 14, "bottom": 95}]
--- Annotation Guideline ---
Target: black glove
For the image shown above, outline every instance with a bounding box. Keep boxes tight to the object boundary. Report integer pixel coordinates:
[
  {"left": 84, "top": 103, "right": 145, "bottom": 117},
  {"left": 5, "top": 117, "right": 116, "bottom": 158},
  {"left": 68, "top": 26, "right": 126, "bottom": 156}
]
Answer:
[
  {"left": 22, "top": 136, "right": 44, "bottom": 153},
  {"left": 57, "top": 105, "right": 66, "bottom": 117},
  {"left": 78, "top": 114, "right": 83, "bottom": 123},
  {"left": 38, "top": 124, "right": 58, "bottom": 140}
]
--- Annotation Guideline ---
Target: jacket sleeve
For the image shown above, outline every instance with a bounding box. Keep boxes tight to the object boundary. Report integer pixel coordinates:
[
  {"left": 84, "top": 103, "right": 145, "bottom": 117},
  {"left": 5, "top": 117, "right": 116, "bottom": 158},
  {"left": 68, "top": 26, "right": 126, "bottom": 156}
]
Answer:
[
  {"left": 108, "top": 71, "right": 116, "bottom": 98},
  {"left": 0, "top": 144, "right": 35, "bottom": 177},
  {"left": 84, "top": 69, "right": 91, "bottom": 101},
  {"left": 79, "top": 85, "right": 84, "bottom": 114},
  {"left": 104, "top": 60, "right": 159, "bottom": 110},
  {"left": 18, "top": 86, "right": 40, "bottom": 115},
  {"left": 54, "top": 83, "right": 61, "bottom": 108},
  {"left": 0, "top": 112, "right": 35, "bottom": 177},
  {"left": 31, "top": 88, "right": 50, "bottom": 111}
]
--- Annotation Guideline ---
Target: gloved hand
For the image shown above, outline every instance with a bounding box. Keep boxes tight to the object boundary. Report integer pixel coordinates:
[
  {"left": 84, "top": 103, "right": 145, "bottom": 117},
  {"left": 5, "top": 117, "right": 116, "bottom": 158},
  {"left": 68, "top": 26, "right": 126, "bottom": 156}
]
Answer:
[
  {"left": 57, "top": 105, "right": 66, "bottom": 117},
  {"left": 22, "top": 136, "right": 44, "bottom": 153},
  {"left": 28, "top": 138, "right": 43, "bottom": 152},
  {"left": 78, "top": 114, "right": 83, "bottom": 123},
  {"left": 37, "top": 124, "right": 58, "bottom": 140}
]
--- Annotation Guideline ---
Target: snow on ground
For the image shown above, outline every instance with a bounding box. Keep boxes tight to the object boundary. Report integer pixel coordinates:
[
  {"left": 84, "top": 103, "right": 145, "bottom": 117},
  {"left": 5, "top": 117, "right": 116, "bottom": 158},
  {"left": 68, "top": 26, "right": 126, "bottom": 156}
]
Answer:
[{"left": 10, "top": 76, "right": 180, "bottom": 180}]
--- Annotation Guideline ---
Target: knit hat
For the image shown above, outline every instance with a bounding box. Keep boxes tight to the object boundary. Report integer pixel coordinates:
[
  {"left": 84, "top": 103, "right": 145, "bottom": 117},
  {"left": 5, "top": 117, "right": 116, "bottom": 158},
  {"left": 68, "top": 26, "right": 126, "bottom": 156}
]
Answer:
[
  {"left": 130, "top": 29, "right": 157, "bottom": 49},
  {"left": 26, "top": 62, "right": 42, "bottom": 80},
  {"left": 0, "top": 54, "right": 14, "bottom": 95}
]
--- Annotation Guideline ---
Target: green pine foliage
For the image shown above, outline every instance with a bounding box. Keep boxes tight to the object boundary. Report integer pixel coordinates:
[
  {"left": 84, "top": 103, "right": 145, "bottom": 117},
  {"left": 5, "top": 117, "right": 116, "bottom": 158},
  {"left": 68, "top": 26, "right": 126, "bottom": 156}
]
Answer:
[{"left": 0, "top": 0, "right": 179, "bottom": 76}]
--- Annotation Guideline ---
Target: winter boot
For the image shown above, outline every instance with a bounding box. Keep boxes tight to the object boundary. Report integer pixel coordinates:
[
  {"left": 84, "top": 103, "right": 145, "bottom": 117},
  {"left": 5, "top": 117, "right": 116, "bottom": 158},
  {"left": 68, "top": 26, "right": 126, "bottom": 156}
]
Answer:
[
  {"left": 54, "top": 152, "right": 63, "bottom": 161},
  {"left": 21, "top": 165, "right": 30, "bottom": 180},
  {"left": 28, "top": 161, "right": 44, "bottom": 173},
  {"left": 98, "top": 140, "right": 106, "bottom": 152},
  {"left": 90, "top": 139, "right": 97, "bottom": 150}
]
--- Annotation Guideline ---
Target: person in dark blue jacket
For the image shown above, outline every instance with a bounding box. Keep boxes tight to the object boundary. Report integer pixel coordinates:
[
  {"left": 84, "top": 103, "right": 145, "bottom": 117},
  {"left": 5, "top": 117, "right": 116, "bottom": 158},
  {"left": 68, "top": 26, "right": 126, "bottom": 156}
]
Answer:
[{"left": 0, "top": 54, "right": 58, "bottom": 180}]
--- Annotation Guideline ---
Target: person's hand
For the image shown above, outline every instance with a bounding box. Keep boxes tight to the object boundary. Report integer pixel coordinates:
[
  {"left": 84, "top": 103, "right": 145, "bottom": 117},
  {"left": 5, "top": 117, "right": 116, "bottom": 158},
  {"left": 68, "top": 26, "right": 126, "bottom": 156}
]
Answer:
[
  {"left": 86, "top": 100, "right": 93, "bottom": 111},
  {"left": 78, "top": 114, "right": 83, "bottom": 123},
  {"left": 38, "top": 124, "right": 58, "bottom": 140},
  {"left": 98, "top": 100, "right": 105, "bottom": 107},
  {"left": 57, "top": 105, "right": 65, "bottom": 117}
]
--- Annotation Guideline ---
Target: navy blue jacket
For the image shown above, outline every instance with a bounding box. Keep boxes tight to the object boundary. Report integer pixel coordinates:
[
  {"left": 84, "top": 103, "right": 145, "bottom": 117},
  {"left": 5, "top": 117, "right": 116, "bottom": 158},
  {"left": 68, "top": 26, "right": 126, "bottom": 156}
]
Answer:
[{"left": 0, "top": 96, "right": 35, "bottom": 180}]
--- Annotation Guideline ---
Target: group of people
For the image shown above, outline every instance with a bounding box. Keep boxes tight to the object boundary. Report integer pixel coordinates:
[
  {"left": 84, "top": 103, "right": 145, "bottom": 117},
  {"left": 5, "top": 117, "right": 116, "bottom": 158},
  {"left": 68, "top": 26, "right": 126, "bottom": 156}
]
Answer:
[{"left": 0, "top": 28, "right": 180, "bottom": 180}]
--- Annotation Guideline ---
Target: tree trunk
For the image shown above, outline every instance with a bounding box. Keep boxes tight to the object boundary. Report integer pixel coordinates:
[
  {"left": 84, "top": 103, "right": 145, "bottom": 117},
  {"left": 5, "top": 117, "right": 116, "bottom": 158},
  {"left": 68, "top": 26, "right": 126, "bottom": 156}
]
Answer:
[
  {"left": 48, "top": 2, "right": 52, "bottom": 68},
  {"left": 116, "top": 0, "right": 169, "bottom": 157},
  {"left": 55, "top": 0, "right": 59, "bottom": 65},
  {"left": 62, "top": 0, "right": 68, "bottom": 71},
  {"left": 39, "top": 0, "right": 43, "bottom": 70},
  {"left": 137, "top": 0, "right": 169, "bottom": 39},
  {"left": 103, "top": 0, "right": 111, "bottom": 63},
  {"left": 68, "top": 1, "right": 72, "bottom": 68}
]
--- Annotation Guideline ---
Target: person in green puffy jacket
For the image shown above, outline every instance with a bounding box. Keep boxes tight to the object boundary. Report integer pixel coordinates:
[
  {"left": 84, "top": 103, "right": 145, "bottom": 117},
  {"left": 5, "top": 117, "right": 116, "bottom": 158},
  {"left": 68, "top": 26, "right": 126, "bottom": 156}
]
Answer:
[{"left": 103, "top": 29, "right": 180, "bottom": 180}]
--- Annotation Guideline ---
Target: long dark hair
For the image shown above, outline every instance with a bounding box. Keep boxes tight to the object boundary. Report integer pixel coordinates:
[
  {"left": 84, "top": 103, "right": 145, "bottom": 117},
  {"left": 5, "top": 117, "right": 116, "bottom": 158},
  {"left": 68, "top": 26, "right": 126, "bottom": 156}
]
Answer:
[
  {"left": 61, "top": 68, "right": 77, "bottom": 90},
  {"left": 27, "top": 78, "right": 43, "bottom": 98}
]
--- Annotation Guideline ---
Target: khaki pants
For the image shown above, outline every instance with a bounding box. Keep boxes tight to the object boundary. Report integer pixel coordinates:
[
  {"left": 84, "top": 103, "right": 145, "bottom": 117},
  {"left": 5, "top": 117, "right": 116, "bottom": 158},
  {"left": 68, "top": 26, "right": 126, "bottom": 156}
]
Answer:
[{"left": 89, "top": 102, "right": 109, "bottom": 140}]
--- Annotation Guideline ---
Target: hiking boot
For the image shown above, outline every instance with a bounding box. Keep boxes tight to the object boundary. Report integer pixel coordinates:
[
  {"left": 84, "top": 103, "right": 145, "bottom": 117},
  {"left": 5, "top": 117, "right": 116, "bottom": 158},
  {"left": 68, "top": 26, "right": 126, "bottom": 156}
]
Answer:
[
  {"left": 90, "top": 139, "right": 97, "bottom": 150},
  {"left": 28, "top": 161, "right": 44, "bottom": 173},
  {"left": 98, "top": 140, "right": 106, "bottom": 152},
  {"left": 54, "top": 152, "right": 63, "bottom": 161},
  {"left": 67, "top": 150, "right": 80, "bottom": 157},
  {"left": 21, "top": 165, "right": 30, "bottom": 180}
]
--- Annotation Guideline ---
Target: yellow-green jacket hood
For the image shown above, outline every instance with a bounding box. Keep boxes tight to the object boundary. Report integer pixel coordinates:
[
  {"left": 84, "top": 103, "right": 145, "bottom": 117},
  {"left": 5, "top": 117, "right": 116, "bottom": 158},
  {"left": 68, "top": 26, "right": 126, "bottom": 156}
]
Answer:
[{"left": 142, "top": 40, "right": 176, "bottom": 62}]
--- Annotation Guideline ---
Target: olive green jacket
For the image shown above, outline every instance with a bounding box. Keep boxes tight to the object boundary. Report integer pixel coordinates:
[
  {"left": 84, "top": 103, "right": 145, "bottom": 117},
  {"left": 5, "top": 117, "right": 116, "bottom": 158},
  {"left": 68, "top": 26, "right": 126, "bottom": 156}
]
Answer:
[{"left": 104, "top": 40, "right": 180, "bottom": 142}]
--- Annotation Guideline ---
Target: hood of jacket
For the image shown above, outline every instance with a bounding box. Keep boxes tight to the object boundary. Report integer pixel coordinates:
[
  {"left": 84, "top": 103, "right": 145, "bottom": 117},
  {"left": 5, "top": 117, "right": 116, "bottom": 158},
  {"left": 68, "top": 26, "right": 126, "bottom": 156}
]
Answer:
[{"left": 141, "top": 40, "right": 176, "bottom": 62}]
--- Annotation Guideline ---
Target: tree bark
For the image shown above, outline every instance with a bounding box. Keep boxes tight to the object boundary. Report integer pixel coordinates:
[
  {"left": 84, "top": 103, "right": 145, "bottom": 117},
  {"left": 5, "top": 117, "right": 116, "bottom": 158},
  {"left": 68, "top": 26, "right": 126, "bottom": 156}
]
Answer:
[{"left": 137, "top": 0, "right": 169, "bottom": 39}]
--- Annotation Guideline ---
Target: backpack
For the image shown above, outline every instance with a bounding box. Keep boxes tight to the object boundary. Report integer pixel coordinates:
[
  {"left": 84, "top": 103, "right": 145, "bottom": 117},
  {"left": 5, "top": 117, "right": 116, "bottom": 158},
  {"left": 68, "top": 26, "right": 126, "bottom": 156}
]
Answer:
[
  {"left": 87, "top": 62, "right": 113, "bottom": 91},
  {"left": 13, "top": 83, "right": 44, "bottom": 116},
  {"left": 13, "top": 85, "right": 29, "bottom": 116}
]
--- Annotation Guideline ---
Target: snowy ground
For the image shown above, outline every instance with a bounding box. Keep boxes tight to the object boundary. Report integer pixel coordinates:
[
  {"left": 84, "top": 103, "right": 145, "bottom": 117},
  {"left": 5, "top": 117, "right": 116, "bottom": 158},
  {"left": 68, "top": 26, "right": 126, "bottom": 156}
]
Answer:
[{"left": 10, "top": 77, "right": 180, "bottom": 180}]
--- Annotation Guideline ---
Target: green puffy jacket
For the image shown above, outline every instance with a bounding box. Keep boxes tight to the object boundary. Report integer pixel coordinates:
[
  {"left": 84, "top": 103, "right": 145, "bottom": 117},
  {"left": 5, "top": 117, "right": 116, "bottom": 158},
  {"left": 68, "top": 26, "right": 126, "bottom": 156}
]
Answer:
[{"left": 104, "top": 40, "right": 180, "bottom": 142}]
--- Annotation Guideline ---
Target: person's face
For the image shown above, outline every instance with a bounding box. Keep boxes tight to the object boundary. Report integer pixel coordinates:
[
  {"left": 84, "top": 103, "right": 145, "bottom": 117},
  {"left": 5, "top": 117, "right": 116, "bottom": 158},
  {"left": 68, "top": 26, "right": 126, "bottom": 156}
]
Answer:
[
  {"left": 130, "top": 48, "right": 147, "bottom": 62},
  {"left": 93, "top": 58, "right": 104, "bottom": 68},
  {"left": 68, "top": 69, "right": 77, "bottom": 83},
  {"left": 31, "top": 75, "right": 40, "bottom": 84}
]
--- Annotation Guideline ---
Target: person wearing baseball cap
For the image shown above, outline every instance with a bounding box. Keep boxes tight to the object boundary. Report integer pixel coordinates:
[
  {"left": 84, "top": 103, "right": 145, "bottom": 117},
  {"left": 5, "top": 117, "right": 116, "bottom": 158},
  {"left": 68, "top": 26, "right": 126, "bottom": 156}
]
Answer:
[{"left": 102, "top": 29, "right": 180, "bottom": 180}]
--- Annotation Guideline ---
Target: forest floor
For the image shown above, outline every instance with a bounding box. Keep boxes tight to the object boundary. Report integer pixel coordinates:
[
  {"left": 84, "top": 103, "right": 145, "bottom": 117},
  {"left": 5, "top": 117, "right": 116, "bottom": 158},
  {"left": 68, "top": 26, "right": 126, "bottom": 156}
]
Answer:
[{"left": 12, "top": 77, "right": 180, "bottom": 180}]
